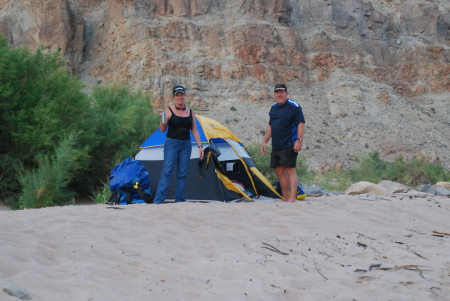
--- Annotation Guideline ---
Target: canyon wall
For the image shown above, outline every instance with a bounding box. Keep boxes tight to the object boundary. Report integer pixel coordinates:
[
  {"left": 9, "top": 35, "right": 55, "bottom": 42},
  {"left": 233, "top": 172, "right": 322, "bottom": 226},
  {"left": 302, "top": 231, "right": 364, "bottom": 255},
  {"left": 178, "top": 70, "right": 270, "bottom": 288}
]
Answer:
[{"left": 1, "top": 0, "right": 449, "bottom": 171}]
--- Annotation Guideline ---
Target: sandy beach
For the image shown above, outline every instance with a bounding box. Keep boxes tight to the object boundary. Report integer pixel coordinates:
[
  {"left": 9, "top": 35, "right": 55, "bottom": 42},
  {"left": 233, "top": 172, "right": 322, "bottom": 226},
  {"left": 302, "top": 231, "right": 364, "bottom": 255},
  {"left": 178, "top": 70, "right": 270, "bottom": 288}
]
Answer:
[{"left": 1, "top": 192, "right": 449, "bottom": 301}]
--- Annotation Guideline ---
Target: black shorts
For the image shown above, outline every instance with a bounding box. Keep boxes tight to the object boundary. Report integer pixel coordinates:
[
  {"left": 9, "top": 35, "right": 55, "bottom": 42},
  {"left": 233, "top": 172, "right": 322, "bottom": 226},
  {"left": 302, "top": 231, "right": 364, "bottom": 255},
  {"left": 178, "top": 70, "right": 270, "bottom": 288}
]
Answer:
[{"left": 270, "top": 146, "right": 298, "bottom": 168}]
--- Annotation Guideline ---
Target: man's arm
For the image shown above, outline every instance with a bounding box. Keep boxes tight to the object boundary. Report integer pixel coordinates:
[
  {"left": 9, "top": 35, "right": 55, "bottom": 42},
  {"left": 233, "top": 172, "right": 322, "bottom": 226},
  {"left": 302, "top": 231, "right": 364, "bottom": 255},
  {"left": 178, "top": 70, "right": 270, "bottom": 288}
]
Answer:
[
  {"left": 293, "top": 122, "right": 305, "bottom": 152},
  {"left": 261, "top": 125, "right": 272, "bottom": 154}
]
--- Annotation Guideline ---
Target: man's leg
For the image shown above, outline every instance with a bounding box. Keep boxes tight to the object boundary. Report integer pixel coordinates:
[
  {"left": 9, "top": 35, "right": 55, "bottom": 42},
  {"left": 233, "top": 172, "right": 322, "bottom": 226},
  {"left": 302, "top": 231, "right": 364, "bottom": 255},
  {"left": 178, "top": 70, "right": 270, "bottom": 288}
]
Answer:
[
  {"left": 285, "top": 167, "right": 299, "bottom": 202},
  {"left": 274, "top": 166, "right": 289, "bottom": 202}
]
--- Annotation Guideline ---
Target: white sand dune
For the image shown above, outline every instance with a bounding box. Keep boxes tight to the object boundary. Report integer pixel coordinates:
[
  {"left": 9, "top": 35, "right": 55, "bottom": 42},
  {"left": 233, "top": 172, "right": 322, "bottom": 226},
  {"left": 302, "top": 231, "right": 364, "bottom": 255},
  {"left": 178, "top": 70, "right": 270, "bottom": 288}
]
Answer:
[{"left": 1, "top": 193, "right": 449, "bottom": 300}]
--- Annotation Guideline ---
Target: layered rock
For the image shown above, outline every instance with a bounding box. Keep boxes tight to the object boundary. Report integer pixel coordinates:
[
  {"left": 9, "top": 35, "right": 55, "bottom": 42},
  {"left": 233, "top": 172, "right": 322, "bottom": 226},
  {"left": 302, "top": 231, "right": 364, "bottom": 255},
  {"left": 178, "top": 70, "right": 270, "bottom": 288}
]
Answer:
[
  {"left": 1, "top": 0, "right": 449, "bottom": 171},
  {"left": 0, "top": 0, "right": 84, "bottom": 72}
]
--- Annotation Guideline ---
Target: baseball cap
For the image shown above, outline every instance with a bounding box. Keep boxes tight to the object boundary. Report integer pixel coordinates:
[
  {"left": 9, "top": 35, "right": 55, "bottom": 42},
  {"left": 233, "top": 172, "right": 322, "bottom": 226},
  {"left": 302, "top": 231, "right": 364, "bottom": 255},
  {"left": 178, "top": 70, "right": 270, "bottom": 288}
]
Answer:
[
  {"left": 173, "top": 85, "right": 186, "bottom": 95},
  {"left": 274, "top": 84, "right": 287, "bottom": 92}
]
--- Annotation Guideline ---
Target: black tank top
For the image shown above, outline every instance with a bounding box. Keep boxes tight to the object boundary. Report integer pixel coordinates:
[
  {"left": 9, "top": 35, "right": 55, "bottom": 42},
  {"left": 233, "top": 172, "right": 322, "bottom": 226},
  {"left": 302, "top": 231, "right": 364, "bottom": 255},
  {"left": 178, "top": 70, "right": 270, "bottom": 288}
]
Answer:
[{"left": 167, "top": 107, "right": 193, "bottom": 140}]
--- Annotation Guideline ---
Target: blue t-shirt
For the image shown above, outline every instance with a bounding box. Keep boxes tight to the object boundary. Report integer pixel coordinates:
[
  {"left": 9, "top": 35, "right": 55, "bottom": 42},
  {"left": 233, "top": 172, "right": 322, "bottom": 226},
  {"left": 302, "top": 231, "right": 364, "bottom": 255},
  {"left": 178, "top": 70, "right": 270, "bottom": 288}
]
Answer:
[{"left": 269, "top": 99, "right": 305, "bottom": 150}]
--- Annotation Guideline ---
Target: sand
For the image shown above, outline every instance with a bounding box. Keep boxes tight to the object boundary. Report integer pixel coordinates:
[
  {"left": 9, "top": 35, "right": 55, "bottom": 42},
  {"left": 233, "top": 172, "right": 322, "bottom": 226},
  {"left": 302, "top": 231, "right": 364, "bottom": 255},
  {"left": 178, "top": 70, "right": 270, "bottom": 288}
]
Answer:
[{"left": 1, "top": 192, "right": 449, "bottom": 301}]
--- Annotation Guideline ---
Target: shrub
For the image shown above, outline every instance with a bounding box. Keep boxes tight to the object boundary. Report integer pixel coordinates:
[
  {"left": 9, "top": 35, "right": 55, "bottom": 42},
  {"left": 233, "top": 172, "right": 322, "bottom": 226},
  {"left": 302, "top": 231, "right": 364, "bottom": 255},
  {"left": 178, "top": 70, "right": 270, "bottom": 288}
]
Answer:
[
  {"left": 86, "top": 83, "right": 160, "bottom": 187},
  {"left": 315, "top": 170, "right": 353, "bottom": 192},
  {"left": 90, "top": 182, "right": 111, "bottom": 204},
  {"left": 347, "top": 151, "right": 387, "bottom": 184},
  {"left": 0, "top": 37, "right": 160, "bottom": 206},
  {"left": 0, "top": 36, "right": 93, "bottom": 197},
  {"left": 346, "top": 151, "right": 450, "bottom": 187},
  {"left": 296, "top": 155, "right": 315, "bottom": 185},
  {"left": 246, "top": 143, "right": 276, "bottom": 182},
  {"left": 18, "top": 133, "right": 81, "bottom": 208}
]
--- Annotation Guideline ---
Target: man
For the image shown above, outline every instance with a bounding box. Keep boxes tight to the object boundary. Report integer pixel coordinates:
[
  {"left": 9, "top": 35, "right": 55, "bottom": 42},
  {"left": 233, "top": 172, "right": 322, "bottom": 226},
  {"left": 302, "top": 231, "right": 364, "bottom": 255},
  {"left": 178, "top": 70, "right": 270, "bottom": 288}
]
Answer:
[{"left": 261, "top": 84, "right": 305, "bottom": 203}]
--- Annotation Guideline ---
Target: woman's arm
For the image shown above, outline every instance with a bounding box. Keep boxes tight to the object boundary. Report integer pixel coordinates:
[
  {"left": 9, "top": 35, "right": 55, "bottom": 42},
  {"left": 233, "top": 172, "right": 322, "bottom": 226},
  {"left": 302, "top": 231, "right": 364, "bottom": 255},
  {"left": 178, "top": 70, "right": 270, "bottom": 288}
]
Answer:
[
  {"left": 191, "top": 110, "right": 204, "bottom": 160},
  {"left": 159, "top": 107, "right": 171, "bottom": 133}
]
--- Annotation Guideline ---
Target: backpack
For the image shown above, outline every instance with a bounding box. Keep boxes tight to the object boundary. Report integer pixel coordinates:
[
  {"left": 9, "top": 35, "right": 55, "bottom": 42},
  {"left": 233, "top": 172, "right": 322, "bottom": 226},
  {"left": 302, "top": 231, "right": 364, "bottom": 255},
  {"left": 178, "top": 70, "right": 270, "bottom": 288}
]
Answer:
[
  {"left": 274, "top": 179, "right": 307, "bottom": 200},
  {"left": 107, "top": 157, "right": 153, "bottom": 205}
]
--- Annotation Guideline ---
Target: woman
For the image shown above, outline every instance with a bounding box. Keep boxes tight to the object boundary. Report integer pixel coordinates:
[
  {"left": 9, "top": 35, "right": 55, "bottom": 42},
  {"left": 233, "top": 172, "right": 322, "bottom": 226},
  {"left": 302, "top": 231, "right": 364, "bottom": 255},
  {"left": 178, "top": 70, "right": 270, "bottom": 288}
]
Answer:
[{"left": 153, "top": 85, "right": 204, "bottom": 204}]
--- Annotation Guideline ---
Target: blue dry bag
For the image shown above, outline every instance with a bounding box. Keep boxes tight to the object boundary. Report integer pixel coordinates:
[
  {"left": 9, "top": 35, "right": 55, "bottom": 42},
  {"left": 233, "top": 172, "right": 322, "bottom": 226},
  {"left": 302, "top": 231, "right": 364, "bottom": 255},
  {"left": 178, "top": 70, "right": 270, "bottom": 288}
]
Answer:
[{"left": 108, "top": 157, "right": 153, "bottom": 205}]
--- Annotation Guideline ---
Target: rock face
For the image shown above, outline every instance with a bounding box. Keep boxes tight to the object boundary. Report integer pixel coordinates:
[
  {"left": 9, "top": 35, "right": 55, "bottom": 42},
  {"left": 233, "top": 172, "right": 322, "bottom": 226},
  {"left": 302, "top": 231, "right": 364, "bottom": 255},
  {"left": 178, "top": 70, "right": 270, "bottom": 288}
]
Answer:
[{"left": 1, "top": 0, "right": 450, "bottom": 171}]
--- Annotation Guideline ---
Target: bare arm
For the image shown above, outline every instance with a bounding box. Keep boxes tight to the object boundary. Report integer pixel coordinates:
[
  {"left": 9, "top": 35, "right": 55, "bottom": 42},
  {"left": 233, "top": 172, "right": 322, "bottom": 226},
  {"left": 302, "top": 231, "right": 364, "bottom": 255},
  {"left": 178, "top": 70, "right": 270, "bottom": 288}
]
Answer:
[
  {"left": 293, "top": 122, "right": 305, "bottom": 152},
  {"left": 159, "top": 107, "right": 171, "bottom": 133},
  {"left": 191, "top": 110, "right": 204, "bottom": 160},
  {"left": 261, "top": 125, "right": 272, "bottom": 154}
]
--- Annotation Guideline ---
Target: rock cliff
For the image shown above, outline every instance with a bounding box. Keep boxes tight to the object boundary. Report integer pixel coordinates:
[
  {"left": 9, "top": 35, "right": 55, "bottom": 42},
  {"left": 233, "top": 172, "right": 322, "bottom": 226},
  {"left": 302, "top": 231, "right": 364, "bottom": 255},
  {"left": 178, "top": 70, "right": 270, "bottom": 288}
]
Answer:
[{"left": 1, "top": 0, "right": 449, "bottom": 171}]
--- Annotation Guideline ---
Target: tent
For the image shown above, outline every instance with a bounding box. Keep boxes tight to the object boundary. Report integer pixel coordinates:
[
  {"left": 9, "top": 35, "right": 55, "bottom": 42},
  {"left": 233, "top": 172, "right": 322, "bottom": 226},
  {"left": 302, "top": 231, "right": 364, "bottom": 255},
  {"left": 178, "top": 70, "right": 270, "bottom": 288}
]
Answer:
[{"left": 135, "top": 115, "right": 281, "bottom": 202}]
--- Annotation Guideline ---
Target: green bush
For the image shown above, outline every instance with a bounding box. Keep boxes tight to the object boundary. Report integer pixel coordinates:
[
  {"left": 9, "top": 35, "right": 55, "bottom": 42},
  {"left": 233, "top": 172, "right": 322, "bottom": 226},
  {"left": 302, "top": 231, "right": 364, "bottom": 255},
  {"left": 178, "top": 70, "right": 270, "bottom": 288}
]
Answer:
[
  {"left": 246, "top": 143, "right": 275, "bottom": 182},
  {"left": 314, "top": 170, "right": 353, "bottom": 192},
  {"left": 18, "top": 133, "right": 81, "bottom": 209},
  {"left": 342, "top": 151, "right": 450, "bottom": 189},
  {"left": 90, "top": 182, "right": 111, "bottom": 204},
  {"left": 0, "top": 36, "right": 93, "bottom": 197},
  {"left": 347, "top": 151, "right": 387, "bottom": 184},
  {"left": 86, "top": 83, "right": 159, "bottom": 186},
  {"left": 245, "top": 146, "right": 450, "bottom": 192},
  {"left": 0, "top": 37, "right": 159, "bottom": 207},
  {"left": 296, "top": 155, "right": 315, "bottom": 185}
]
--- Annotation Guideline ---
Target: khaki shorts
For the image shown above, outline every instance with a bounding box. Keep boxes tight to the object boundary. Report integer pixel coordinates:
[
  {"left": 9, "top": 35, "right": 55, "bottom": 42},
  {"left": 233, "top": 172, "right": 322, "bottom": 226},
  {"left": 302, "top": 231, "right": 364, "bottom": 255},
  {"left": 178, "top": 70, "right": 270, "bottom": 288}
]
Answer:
[{"left": 270, "top": 146, "right": 298, "bottom": 168}]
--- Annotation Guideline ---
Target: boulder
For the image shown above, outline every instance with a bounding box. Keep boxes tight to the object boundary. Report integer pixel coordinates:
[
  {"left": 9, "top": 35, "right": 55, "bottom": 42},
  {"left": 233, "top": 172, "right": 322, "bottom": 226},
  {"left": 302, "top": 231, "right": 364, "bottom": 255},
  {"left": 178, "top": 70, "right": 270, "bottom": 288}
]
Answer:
[
  {"left": 377, "top": 180, "right": 409, "bottom": 194},
  {"left": 418, "top": 184, "right": 437, "bottom": 195},
  {"left": 436, "top": 182, "right": 450, "bottom": 190},
  {"left": 436, "top": 187, "right": 450, "bottom": 196},
  {"left": 345, "top": 181, "right": 388, "bottom": 195},
  {"left": 304, "top": 186, "right": 329, "bottom": 196}
]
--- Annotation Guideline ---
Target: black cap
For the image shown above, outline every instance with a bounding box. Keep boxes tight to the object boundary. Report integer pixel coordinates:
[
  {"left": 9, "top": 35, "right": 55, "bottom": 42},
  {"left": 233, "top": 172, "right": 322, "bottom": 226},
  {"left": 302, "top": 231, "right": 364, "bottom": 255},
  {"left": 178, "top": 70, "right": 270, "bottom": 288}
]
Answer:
[
  {"left": 274, "top": 84, "right": 287, "bottom": 92},
  {"left": 173, "top": 85, "right": 186, "bottom": 95}
]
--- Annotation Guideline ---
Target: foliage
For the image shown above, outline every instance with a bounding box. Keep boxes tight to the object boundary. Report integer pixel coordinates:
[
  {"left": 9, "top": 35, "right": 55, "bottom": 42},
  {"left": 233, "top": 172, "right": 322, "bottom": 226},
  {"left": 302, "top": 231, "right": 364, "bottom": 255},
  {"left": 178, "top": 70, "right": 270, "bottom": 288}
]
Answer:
[
  {"left": 346, "top": 151, "right": 387, "bottom": 184},
  {"left": 90, "top": 182, "right": 111, "bottom": 204},
  {"left": 296, "top": 155, "right": 315, "bottom": 185},
  {"left": 246, "top": 144, "right": 450, "bottom": 192},
  {"left": 348, "top": 151, "right": 450, "bottom": 187},
  {"left": 17, "top": 133, "right": 81, "bottom": 209},
  {"left": 0, "top": 36, "right": 93, "bottom": 196},
  {"left": 314, "top": 170, "right": 353, "bottom": 192},
  {"left": 246, "top": 143, "right": 276, "bottom": 183},
  {"left": 321, "top": 151, "right": 450, "bottom": 191},
  {"left": 0, "top": 36, "right": 160, "bottom": 207},
  {"left": 86, "top": 83, "right": 159, "bottom": 185}
]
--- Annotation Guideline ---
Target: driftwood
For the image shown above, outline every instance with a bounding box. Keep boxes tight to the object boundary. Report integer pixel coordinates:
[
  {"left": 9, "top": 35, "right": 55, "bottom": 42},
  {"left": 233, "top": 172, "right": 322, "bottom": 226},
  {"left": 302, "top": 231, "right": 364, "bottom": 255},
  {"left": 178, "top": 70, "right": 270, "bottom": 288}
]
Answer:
[
  {"left": 432, "top": 230, "right": 450, "bottom": 236},
  {"left": 313, "top": 258, "right": 328, "bottom": 280},
  {"left": 409, "top": 250, "right": 429, "bottom": 261},
  {"left": 261, "top": 243, "right": 289, "bottom": 255},
  {"left": 356, "top": 232, "right": 375, "bottom": 240},
  {"left": 378, "top": 265, "right": 423, "bottom": 273},
  {"left": 376, "top": 264, "right": 431, "bottom": 282}
]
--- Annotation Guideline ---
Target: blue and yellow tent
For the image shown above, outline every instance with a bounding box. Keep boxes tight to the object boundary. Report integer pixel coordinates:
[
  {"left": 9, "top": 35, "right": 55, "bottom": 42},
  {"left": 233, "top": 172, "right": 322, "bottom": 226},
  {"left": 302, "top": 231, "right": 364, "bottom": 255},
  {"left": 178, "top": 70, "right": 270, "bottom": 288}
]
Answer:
[{"left": 135, "top": 115, "right": 281, "bottom": 202}]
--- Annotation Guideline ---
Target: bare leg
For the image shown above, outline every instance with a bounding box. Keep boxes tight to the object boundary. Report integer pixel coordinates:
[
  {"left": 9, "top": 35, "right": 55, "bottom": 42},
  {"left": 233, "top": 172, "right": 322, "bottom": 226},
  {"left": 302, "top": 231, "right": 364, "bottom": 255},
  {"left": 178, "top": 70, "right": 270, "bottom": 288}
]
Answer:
[
  {"left": 274, "top": 166, "right": 289, "bottom": 202},
  {"left": 285, "top": 167, "right": 299, "bottom": 202}
]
